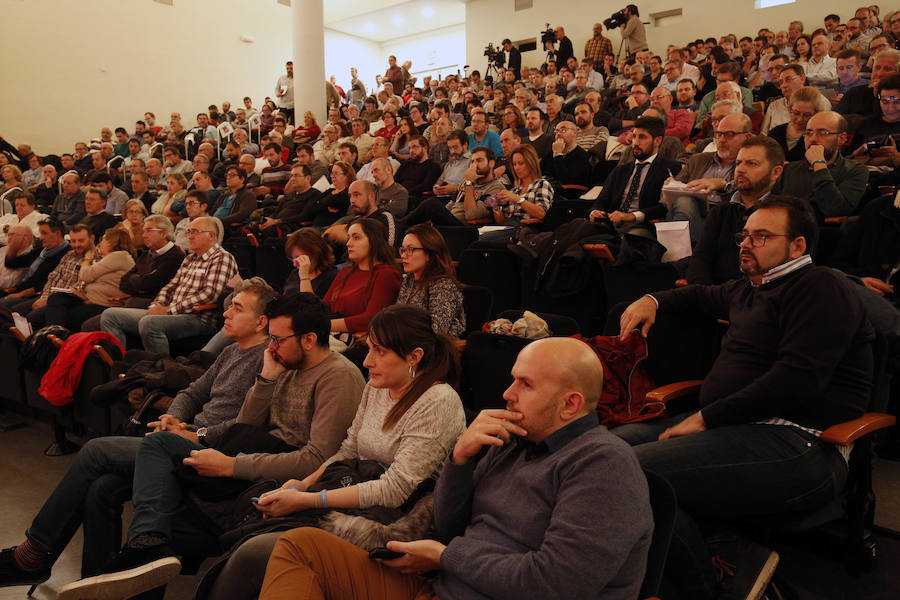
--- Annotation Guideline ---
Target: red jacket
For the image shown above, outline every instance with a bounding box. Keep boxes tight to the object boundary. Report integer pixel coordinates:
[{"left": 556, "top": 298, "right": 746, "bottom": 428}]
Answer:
[{"left": 39, "top": 332, "right": 123, "bottom": 406}]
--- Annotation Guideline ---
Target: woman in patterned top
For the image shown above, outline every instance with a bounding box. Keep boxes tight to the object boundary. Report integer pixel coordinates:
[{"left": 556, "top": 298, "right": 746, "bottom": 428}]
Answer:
[
  {"left": 396, "top": 223, "right": 465, "bottom": 337},
  {"left": 492, "top": 144, "right": 554, "bottom": 225}
]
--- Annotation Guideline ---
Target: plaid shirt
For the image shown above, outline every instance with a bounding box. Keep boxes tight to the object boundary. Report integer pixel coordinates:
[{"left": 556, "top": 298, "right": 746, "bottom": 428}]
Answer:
[
  {"left": 152, "top": 244, "right": 237, "bottom": 325},
  {"left": 584, "top": 36, "right": 613, "bottom": 64},
  {"left": 40, "top": 250, "right": 94, "bottom": 300}
]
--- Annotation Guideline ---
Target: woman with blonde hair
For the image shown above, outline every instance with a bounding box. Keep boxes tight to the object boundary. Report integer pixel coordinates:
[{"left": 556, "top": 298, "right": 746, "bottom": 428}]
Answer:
[
  {"left": 768, "top": 86, "right": 827, "bottom": 161},
  {"left": 492, "top": 144, "right": 553, "bottom": 225},
  {"left": 117, "top": 199, "right": 149, "bottom": 249}
]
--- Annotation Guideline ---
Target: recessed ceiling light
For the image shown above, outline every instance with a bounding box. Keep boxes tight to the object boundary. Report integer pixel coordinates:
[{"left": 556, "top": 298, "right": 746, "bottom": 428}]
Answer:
[
  {"left": 392, "top": 15, "right": 404, "bottom": 26},
  {"left": 364, "top": 22, "right": 376, "bottom": 33},
  {"left": 421, "top": 6, "right": 434, "bottom": 18}
]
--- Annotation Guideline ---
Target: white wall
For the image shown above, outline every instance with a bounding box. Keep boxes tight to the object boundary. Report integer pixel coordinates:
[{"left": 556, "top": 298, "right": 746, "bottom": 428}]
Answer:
[
  {"left": 382, "top": 24, "right": 467, "bottom": 83},
  {"left": 465, "top": 0, "right": 865, "bottom": 73},
  {"left": 0, "top": 0, "right": 297, "bottom": 154},
  {"left": 324, "top": 30, "right": 384, "bottom": 97}
]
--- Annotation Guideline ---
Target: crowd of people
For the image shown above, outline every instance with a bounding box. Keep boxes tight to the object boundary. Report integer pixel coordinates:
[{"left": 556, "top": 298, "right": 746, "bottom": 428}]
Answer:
[{"left": 0, "top": 4, "right": 898, "bottom": 600}]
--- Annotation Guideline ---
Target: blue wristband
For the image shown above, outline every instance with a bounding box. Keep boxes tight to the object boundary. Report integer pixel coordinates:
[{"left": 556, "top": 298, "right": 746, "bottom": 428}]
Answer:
[{"left": 320, "top": 489, "right": 328, "bottom": 509}]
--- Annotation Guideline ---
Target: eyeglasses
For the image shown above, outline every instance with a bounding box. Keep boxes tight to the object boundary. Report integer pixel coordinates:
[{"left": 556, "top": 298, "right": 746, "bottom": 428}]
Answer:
[
  {"left": 870, "top": 43, "right": 889, "bottom": 52},
  {"left": 734, "top": 232, "right": 790, "bottom": 247},
  {"left": 803, "top": 129, "right": 841, "bottom": 137},
  {"left": 789, "top": 109, "right": 815, "bottom": 119},
  {"left": 144, "top": 227, "right": 165, "bottom": 233},
  {"left": 714, "top": 131, "right": 747, "bottom": 140},
  {"left": 399, "top": 246, "right": 424, "bottom": 256},
  {"left": 187, "top": 228, "right": 214, "bottom": 236},
  {"left": 879, "top": 96, "right": 900, "bottom": 105},
  {"left": 269, "top": 333, "right": 301, "bottom": 349},
  {"left": 185, "top": 200, "right": 203, "bottom": 206}
]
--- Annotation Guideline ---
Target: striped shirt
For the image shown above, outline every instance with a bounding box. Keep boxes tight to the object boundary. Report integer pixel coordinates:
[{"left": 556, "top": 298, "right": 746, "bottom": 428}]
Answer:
[{"left": 152, "top": 244, "right": 237, "bottom": 325}]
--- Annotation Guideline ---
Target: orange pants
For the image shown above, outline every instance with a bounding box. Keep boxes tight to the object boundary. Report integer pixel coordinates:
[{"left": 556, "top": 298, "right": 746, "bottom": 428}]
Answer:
[{"left": 260, "top": 527, "right": 439, "bottom": 600}]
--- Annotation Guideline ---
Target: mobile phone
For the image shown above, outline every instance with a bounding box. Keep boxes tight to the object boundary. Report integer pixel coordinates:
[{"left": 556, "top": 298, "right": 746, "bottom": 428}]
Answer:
[{"left": 368, "top": 547, "right": 404, "bottom": 560}]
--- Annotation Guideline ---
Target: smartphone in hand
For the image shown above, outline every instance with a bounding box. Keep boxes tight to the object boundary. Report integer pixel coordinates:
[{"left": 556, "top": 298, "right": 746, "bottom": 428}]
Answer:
[{"left": 368, "top": 547, "right": 404, "bottom": 560}]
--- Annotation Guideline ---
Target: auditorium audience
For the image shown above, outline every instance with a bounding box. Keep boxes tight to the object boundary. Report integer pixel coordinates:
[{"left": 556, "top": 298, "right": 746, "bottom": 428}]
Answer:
[
  {"left": 116, "top": 199, "right": 148, "bottom": 250},
  {"left": 282, "top": 228, "right": 339, "bottom": 298}
]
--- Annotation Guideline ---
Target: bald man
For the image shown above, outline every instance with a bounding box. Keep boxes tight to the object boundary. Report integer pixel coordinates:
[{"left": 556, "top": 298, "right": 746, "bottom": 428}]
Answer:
[{"left": 254, "top": 338, "right": 653, "bottom": 600}]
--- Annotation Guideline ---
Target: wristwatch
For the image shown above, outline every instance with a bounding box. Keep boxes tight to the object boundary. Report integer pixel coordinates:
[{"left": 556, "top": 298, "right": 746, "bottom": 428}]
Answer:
[
  {"left": 516, "top": 197, "right": 526, "bottom": 205},
  {"left": 464, "top": 180, "right": 474, "bottom": 187},
  {"left": 197, "top": 427, "right": 208, "bottom": 446}
]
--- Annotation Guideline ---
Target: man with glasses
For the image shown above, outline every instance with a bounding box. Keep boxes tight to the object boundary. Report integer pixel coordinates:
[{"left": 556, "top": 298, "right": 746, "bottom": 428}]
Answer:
[
  {"left": 755, "top": 53, "right": 788, "bottom": 104},
  {"left": 774, "top": 111, "right": 868, "bottom": 220},
  {"left": 174, "top": 190, "right": 210, "bottom": 250},
  {"left": 837, "top": 48, "right": 900, "bottom": 116},
  {"left": 686, "top": 135, "right": 783, "bottom": 285},
  {"left": 118, "top": 214, "right": 185, "bottom": 307},
  {"left": 100, "top": 216, "right": 237, "bottom": 355},
  {"left": 851, "top": 73, "right": 900, "bottom": 166},
  {"left": 609, "top": 83, "right": 650, "bottom": 134},
  {"left": 0, "top": 283, "right": 274, "bottom": 590},
  {"left": 667, "top": 114, "right": 753, "bottom": 245},
  {"left": 543, "top": 121, "right": 591, "bottom": 187},
  {"left": 618, "top": 194, "right": 873, "bottom": 600},
  {"left": 657, "top": 60, "right": 685, "bottom": 93},
  {"left": 762, "top": 64, "right": 807, "bottom": 134}
]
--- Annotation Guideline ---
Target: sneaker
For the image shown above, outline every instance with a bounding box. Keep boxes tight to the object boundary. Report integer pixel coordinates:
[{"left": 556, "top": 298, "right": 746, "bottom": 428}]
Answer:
[
  {"left": 56, "top": 556, "right": 181, "bottom": 600},
  {"left": 709, "top": 536, "right": 779, "bottom": 600},
  {"left": 0, "top": 546, "right": 51, "bottom": 588}
]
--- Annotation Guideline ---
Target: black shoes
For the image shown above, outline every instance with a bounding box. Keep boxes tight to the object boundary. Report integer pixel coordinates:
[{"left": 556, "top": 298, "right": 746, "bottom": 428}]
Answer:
[
  {"left": 0, "top": 546, "right": 51, "bottom": 588},
  {"left": 709, "top": 536, "right": 780, "bottom": 600}
]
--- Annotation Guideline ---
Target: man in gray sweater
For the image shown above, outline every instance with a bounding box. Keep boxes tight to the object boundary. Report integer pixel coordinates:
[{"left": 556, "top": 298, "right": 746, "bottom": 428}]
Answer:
[
  {"left": 255, "top": 337, "right": 654, "bottom": 600},
  {"left": 0, "top": 282, "right": 275, "bottom": 589}
]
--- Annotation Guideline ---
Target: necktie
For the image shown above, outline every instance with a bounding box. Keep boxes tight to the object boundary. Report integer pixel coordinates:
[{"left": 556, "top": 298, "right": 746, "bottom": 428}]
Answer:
[{"left": 621, "top": 162, "right": 647, "bottom": 212}]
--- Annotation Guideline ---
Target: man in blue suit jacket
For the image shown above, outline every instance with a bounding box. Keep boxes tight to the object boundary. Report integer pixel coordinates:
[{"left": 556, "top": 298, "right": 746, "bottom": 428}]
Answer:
[{"left": 590, "top": 117, "right": 682, "bottom": 232}]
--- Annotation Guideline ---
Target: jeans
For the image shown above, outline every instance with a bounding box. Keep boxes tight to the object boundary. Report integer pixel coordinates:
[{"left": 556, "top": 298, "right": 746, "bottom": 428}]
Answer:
[
  {"left": 614, "top": 418, "right": 847, "bottom": 599},
  {"left": 100, "top": 307, "right": 215, "bottom": 355},
  {"left": 128, "top": 432, "right": 212, "bottom": 545},
  {"left": 400, "top": 198, "right": 465, "bottom": 233},
  {"left": 665, "top": 194, "right": 707, "bottom": 244},
  {"left": 26, "top": 436, "right": 140, "bottom": 577},
  {"left": 201, "top": 327, "right": 234, "bottom": 355}
]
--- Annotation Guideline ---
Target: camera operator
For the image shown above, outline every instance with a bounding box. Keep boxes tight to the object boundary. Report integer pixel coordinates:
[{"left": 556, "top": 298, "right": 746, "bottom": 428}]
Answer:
[
  {"left": 621, "top": 5, "right": 648, "bottom": 57},
  {"left": 555, "top": 27, "right": 575, "bottom": 70},
  {"left": 502, "top": 38, "right": 522, "bottom": 81}
]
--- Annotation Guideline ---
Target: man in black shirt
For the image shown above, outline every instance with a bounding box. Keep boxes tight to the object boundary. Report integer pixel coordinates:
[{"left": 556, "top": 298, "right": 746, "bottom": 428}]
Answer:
[
  {"left": 617, "top": 195, "right": 873, "bottom": 600},
  {"left": 553, "top": 27, "right": 574, "bottom": 70},
  {"left": 78, "top": 188, "right": 118, "bottom": 241},
  {"left": 502, "top": 39, "right": 521, "bottom": 81}
]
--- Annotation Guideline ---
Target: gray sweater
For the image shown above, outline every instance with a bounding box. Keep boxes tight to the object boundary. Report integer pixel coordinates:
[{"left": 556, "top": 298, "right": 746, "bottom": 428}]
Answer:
[
  {"left": 233, "top": 352, "right": 366, "bottom": 482},
  {"left": 433, "top": 413, "right": 653, "bottom": 600},
  {"left": 166, "top": 340, "right": 267, "bottom": 445}
]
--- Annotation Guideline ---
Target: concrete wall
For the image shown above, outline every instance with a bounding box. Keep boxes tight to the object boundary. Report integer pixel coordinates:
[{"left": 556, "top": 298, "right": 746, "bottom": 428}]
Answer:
[{"left": 465, "top": 0, "right": 862, "bottom": 74}]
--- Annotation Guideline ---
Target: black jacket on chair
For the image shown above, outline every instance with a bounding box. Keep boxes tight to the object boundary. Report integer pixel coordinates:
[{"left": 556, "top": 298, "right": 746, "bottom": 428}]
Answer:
[{"left": 591, "top": 156, "right": 682, "bottom": 222}]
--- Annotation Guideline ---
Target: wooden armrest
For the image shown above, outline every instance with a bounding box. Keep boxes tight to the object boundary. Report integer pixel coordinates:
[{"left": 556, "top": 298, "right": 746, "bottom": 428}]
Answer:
[
  {"left": 9, "top": 326, "right": 25, "bottom": 343},
  {"left": 645, "top": 380, "right": 704, "bottom": 404},
  {"left": 521, "top": 218, "right": 543, "bottom": 225},
  {"left": 92, "top": 344, "right": 115, "bottom": 367},
  {"left": 583, "top": 243, "right": 615, "bottom": 262},
  {"left": 107, "top": 294, "right": 131, "bottom": 303},
  {"left": 118, "top": 373, "right": 126, "bottom": 380},
  {"left": 192, "top": 304, "right": 218, "bottom": 311},
  {"left": 821, "top": 413, "right": 897, "bottom": 445},
  {"left": 561, "top": 184, "right": 589, "bottom": 192},
  {"left": 675, "top": 278, "right": 688, "bottom": 287},
  {"left": 47, "top": 334, "right": 64, "bottom": 348},
  {"left": 453, "top": 339, "right": 466, "bottom": 352},
  {"left": 824, "top": 216, "right": 848, "bottom": 225},
  {"left": 467, "top": 218, "right": 493, "bottom": 225}
]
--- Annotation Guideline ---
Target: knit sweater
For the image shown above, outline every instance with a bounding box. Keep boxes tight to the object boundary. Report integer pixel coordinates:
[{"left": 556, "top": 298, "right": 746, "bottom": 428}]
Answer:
[
  {"left": 232, "top": 352, "right": 366, "bottom": 482},
  {"left": 396, "top": 275, "right": 465, "bottom": 337},
  {"left": 655, "top": 263, "right": 873, "bottom": 430},
  {"left": 167, "top": 340, "right": 267, "bottom": 446},
  {"left": 433, "top": 413, "right": 653, "bottom": 600},
  {"left": 79, "top": 250, "right": 135, "bottom": 306},
  {"left": 321, "top": 383, "right": 465, "bottom": 508},
  {"left": 325, "top": 263, "right": 401, "bottom": 333}
]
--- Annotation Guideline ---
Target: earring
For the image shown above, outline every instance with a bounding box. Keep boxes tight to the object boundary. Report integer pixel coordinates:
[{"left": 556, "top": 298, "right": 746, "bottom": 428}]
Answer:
[{"left": 409, "top": 364, "right": 416, "bottom": 379}]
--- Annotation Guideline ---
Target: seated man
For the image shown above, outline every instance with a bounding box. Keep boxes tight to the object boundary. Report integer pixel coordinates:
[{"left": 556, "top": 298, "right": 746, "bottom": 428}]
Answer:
[
  {"left": 77, "top": 187, "right": 118, "bottom": 241},
  {"left": 687, "top": 136, "right": 784, "bottom": 285},
  {"left": 241, "top": 337, "right": 653, "bottom": 600},
  {"left": 295, "top": 143, "right": 329, "bottom": 183},
  {"left": 0, "top": 219, "right": 69, "bottom": 308},
  {"left": 118, "top": 215, "right": 186, "bottom": 306},
  {"left": 90, "top": 172, "right": 129, "bottom": 215},
  {"left": 429, "top": 130, "right": 471, "bottom": 198},
  {"left": 0, "top": 226, "right": 35, "bottom": 291},
  {"left": 522, "top": 106, "right": 554, "bottom": 160},
  {"left": 393, "top": 135, "right": 442, "bottom": 201},
  {"left": 617, "top": 194, "right": 873, "bottom": 600},
  {"left": 666, "top": 113, "right": 753, "bottom": 244},
  {"left": 372, "top": 158, "right": 410, "bottom": 218},
  {"left": 0, "top": 190, "right": 47, "bottom": 245},
  {"left": 0, "top": 283, "right": 273, "bottom": 585},
  {"left": 258, "top": 164, "right": 321, "bottom": 238},
  {"left": 339, "top": 118, "right": 375, "bottom": 163},
  {"left": 255, "top": 143, "right": 292, "bottom": 200},
  {"left": 399, "top": 146, "right": 505, "bottom": 231},
  {"left": 100, "top": 216, "right": 238, "bottom": 355},
  {"left": 589, "top": 117, "right": 681, "bottom": 232},
  {"left": 324, "top": 180, "right": 396, "bottom": 247},
  {"left": 174, "top": 190, "right": 210, "bottom": 250},
  {"left": 356, "top": 137, "right": 399, "bottom": 184},
  {"left": 773, "top": 111, "right": 868, "bottom": 220},
  {"left": 541, "top": 121, "right": 592, "bottom": 187},
  {"left": 50, "top": 171, "right": 86, "bottom": 230}
]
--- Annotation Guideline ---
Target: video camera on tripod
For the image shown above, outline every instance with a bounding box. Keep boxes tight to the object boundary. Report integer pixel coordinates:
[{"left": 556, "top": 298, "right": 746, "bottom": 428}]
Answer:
[
  {"left": 483, "top": 43, "right": 505, "bottom": 69},
  {"left": 603, "top": 9, "right": 628, "bottom": 29}
]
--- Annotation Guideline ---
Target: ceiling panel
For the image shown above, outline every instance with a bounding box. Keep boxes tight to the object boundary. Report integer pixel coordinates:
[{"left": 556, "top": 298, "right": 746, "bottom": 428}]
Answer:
[{"left": 324, "top": 0, "right": 465, "bottom": 42}]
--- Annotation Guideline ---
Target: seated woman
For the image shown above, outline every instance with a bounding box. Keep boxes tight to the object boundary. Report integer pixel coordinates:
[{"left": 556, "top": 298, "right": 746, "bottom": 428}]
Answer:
[
  {"left": 22, "top": 154, "right": 43, "bottom": 191},
  {"left": 488, "top": 144, "right": 552, "bottom": 230},
  {"left": 282, "top": 228, "right": 338, "bottom": 298},
  {"left": 150, "top": 173, "right": 187, "bottom": 221},
  {"left": 291, "top": 111, "right": 321, "bottom": 145},
  {"left": 389, "top": 116, "right": 416, "bottom": 162},
  {"left": 45, "top": 228, "right": 136, "bottom": 330},
  {"left": 116, "top": 199, "right": 149, "bottom": 250},
  {"left": 374, "top": 109, "right": 399, "bottom": 140},
  {"left": 768, "top": 86, "right": 826, "bottom": 162},
  {"left": 194, "top": 304, "right": 466, "bottom": 600},
  {"left": 397, "top": 224, "right": 465, "bottom": 337},
  {"left": 326, "top": 217, "right": 401, "bottom": 334},
  {"left": 297, "top": 161, "right": 354, "bottom": 229}
]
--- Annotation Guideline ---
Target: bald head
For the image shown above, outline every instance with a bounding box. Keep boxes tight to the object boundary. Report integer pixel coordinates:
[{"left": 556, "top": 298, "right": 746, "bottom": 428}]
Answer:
[{"left": 520, "top": 337, "right": 604, "bottom": 411}]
